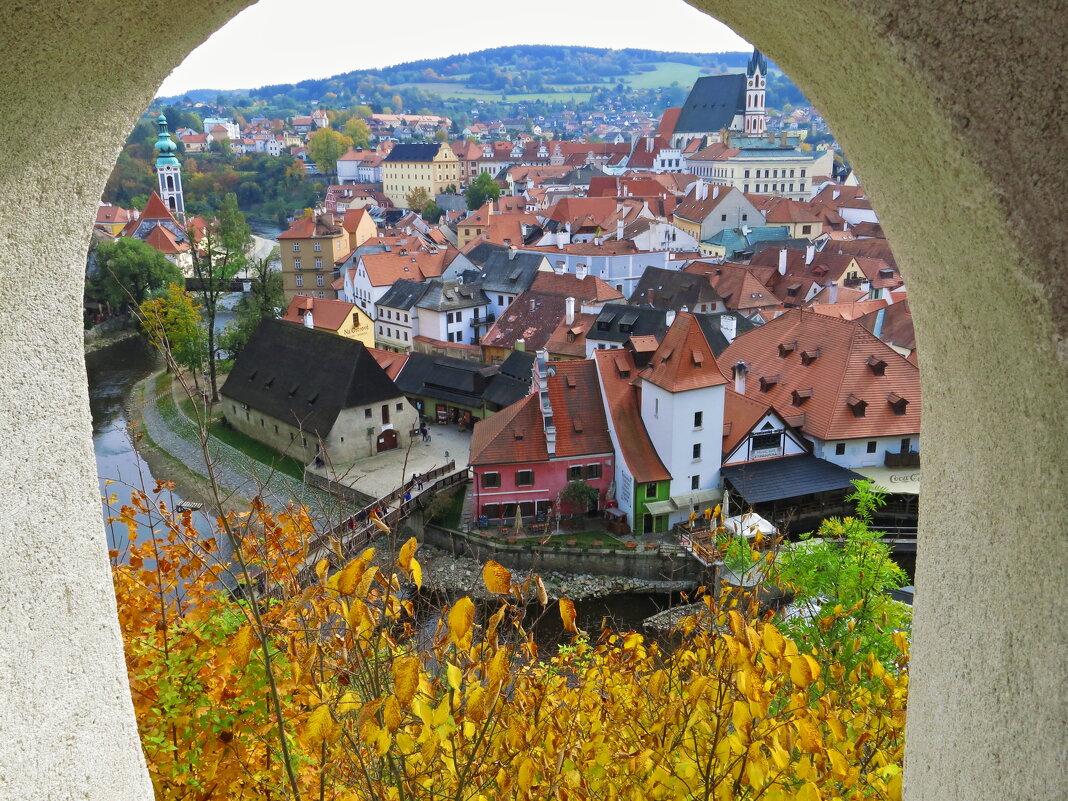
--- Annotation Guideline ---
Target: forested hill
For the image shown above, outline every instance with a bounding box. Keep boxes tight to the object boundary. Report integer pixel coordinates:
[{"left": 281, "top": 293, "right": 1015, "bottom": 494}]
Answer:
[{"left": 160, "top": 45, "right": 807, "bottom": 116}]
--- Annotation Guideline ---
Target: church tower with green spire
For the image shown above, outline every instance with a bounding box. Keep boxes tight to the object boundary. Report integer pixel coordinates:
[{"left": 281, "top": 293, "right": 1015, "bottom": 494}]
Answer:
[{"left": 154, "top": 111, "right": 185, "bottom": 221}]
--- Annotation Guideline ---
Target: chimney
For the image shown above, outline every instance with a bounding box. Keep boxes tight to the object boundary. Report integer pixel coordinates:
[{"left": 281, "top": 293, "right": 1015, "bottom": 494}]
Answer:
[
  {"left": 805, "top": 243, "right": 815, "bottom": 264},
  {"left": 576, "top": 263, "right": 588, "bottom": 280},
  {"left": 565, "top": 296, "right": 575, "bottom": 325},
  {"left": 829, "top": 281, "right": 839, "bottom": 303},
  {"left": 515, "top": 338, "right": 526, "bottom": 352},
  {"left": 303, "top": 309, "right": 314, "bottom": 329},
  {"left": 665, "top": 309, "right": 676, "bottom": 327},
  {"left": 778, "top": 248, "right": 788, "bottom": 275},
  {"left": 616, "top": 219, "right": 624, "bottom": 240},
  {"left": 720, "top": 314, "right": 737, "bottom": 343},
  {"left": 529, "top": 299, "right": 536, "bottom": 312},
  {"left": 780, "top": 131, "right": 788, "bottom": 146},
  {"left": 733, "top": 360, "right": 747, "bottom": 394},
  {"left": 593, "top": 236, "right": 602, "bottom": 247},
  {"left": 508, "top": 246, "right": 517, "bottom": 260},
  {"left": 712, "top": 185, "right": 720, "bottom": 200}
]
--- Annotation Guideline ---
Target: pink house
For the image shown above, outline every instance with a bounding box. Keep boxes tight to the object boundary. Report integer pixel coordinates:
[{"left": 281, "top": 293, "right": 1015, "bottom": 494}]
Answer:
[{"left": 469, "top": 358, "right": 614, "bottom": 523}]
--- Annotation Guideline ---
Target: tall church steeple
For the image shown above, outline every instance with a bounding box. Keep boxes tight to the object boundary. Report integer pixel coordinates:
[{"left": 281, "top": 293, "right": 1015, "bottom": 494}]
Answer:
[
  {"left": 744, "top": 47, "right": 768, "bottom": 136},
  {"left": 154, "top": 112, "right": 185, "bottom": 221}
]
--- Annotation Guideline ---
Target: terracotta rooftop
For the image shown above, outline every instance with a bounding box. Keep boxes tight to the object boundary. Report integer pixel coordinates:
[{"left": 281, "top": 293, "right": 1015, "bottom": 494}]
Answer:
[
  {"left": 684, "top": 261, "right": 776, "bottom": 311},
  {"left": 719, "top": 309, "right": 920, "bottom": 440},
  {"left": 359, "top": 249, "right": 447, "bottom": 287},
  {"left": 280, "top": 296, "right": 361, "bottom": 332},
  {"left": 530, "top": 271, "right": 624, "bottom": 303},
  {"left": 481, "top": 291, "right": 567, "bottom": 352},
  {"left": 366, "top": 347, "right": 409, "bottom": 381},
  {"left": 469, "top": 394, "right": 547, "bottom": 466},
  {"left": 278, "top": 215, "right": 343, "bottom": 240},
  {"left": 546, "top": 360, "right": 614, "bottom": 458},
  {"left": 594, "top": 350, "right": 671, "bottom": 484},
  {"left": 141, "top": 224, "right": 188, "bottom": 254},
  {"left": 722, "top": 389, "right": 780, "bottom": 457},
  {"left": 640, "top": 312, "right": 729, "bottom": 393}
]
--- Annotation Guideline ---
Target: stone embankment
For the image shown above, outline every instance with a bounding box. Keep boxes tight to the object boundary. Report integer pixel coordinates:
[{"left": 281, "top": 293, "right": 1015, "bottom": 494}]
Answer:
[{"left": 412, "top": 544, "right": 695, "bottom": 602}]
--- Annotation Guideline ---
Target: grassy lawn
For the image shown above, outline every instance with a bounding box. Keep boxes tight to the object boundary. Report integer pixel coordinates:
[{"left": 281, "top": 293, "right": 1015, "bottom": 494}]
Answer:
[
  {"left": 207, "top": 420, "right": 306, "bottom": 482},
  {"left": 160, "top": 371, "right": 306, "bottom": 482}
]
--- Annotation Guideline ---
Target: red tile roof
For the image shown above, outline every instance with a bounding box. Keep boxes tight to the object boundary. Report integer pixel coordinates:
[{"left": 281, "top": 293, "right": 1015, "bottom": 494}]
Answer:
[
  {"left": 656, "top": 108, "right": 682, "bottom": 137},
  {"left": 360, "top": 249, "right": 448, "bottom": 287},
  {"left": 530, "top": 272, "right": 624, "bottom": 303},
  {"left": 546, "top": 360, "right": 613, "bottom": 458},
  {"left": 469, "top": 394, "right": 547, "bottom": 466},
  {"left": 684, "top": 261, "right": 776, "bottom": 311},
  {"left": 545, "top": 312, "right": 597, "bottom": 359},
  {"left": 640, "top": 312, "right": 728, "bottom": 392},
  {"left": 278, "top": 215, "right": 343, "bottom": 240},
  {"left": 96, "top": 204, "right": 132, "bottom": 225},
  {"left": 280, "top": 296, "right": 361, "bottom": 332},
  {"left": 719, "top": 309, "right": 920, "bottom": 440},
  {"left": 141, "top": 224, "right": 188, "bottom": 254},
  {"left": 366, "top": 347, "right": 409, "bottom": 380},
  {"left": 594, "top": 350, "right": 671, "bottom": 484},
  {"left": 481, "top": 292, "right": 567, "bottom": 352},
  {"left": 674, "top": 184, "right": 740, "bottom": 223}
]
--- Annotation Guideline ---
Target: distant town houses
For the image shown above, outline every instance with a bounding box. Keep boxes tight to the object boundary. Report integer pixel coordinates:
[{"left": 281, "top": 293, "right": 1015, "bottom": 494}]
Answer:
[{"left": 130, "top": 53, "right": 915, "bottom": 537}]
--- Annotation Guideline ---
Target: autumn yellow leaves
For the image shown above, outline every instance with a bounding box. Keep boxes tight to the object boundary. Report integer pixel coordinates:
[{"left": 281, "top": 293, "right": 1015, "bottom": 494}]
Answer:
[{"left": 113, "top": 494, "right": 907, "bottom": 801}]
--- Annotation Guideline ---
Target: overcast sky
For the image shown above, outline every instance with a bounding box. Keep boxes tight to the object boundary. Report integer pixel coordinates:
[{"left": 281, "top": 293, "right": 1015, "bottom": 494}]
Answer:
[{"left": 156, "top": 0, "right": 751, "bottom": 97}]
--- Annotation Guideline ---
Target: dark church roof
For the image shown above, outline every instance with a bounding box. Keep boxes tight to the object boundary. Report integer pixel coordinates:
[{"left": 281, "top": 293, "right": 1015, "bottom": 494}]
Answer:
[
  {"left": 394, "top": 351, "right": 531, "bottom": 411},
  {"left": 221, "top": 319, "right": 402, "bottom": 437},
  {"left": 674, "top": 74, "right": 747, "bottom": 134}
]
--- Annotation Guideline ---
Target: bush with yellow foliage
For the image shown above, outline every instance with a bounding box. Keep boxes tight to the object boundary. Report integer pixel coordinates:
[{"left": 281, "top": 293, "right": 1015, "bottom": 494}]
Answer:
[{"left": 111, "top": 487, "right": 906, "bottom": 801}]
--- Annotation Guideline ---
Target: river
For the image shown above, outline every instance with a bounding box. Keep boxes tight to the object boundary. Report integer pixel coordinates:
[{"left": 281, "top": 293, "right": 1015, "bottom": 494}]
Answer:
[{"left": 86, "top": 336, "right": 219, "bottom": 561}]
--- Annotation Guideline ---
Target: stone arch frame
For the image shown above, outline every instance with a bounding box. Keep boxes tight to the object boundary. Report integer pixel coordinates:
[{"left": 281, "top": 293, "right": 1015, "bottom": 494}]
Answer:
[{"left": 0, "top": 2, "right": 1064, "bottom": 798}]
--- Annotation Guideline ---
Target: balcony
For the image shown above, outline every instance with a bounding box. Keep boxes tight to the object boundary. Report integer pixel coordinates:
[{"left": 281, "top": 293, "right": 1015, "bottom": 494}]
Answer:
[
  {"left": 885, "top": 450, "right": 920, "bottom": 468},
  {"left": 469, "top": 313, "right": 496, "bottom": 328}
]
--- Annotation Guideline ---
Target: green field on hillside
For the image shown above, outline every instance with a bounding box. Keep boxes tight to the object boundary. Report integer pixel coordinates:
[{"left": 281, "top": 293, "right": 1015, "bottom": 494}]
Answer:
[
  {"left": 394, "top": 82, "right": 594, "bottom": 103},
  {"left": 622, "top": 61, "right": 708, "bottom": 89}
]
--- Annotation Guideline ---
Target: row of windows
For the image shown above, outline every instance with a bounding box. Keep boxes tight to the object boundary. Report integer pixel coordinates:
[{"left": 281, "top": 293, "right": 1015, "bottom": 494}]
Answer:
[
  {"left": 292, "top": 258, "right": 324, "bottom": 270},
  {"left": 295, "top": 291, "right": 326, "bottom": 299},
  {"left": 743, "top": 182, "right": 805, "bottom": 195},
  {"left": 480, "top": 500, "right": 553, "bottom": 519},
  {"left": 744, "top": 168, "right": 806, "bottom": 179},
  {"left": 377, "top": 325, "right": 409, "bottom": 342},
  {"left": 362, "top": 403, "right": 405, "bottom": 424},
  {"left": 294, "top": 274, "right": 325, "bottom": 287},
  {"left": 832, "top": 438, "right": 913, "bottom": 456},
  {"left": 290, "top": 242, "right": 324, "bottom": 252},
  {"left": 482, "top": 463, "right": 602, "bottom": 489},
  {"left": 379, "top": 308, "right": 409, "bottom": 323}
]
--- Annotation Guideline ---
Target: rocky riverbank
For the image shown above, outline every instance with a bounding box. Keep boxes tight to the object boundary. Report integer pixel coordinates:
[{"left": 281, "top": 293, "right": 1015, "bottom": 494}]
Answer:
[{"left": 412, "top": 544, "right": 696, "bottom": 602}]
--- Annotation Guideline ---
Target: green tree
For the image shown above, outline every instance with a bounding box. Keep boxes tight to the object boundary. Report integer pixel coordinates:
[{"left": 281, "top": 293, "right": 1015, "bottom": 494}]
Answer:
[
  {"left": 464, "top": 171, "right": 501, "bottom": 210},
  {"left": 90, "top": 238, "right": 183, "bottom": 312},
  {"left": 219, "top": 249, "right": 283, "bottom": 358},
  {"left": 307, "top": 128, "right": 353, "bottom": 180},
  {"left": 137, "top": 284, "right": 205, "bottom": 385},
  {"left": 343, "top": 118, "right": 372, "bottom": 149},
  {"left": 190, "top": 193, "right": 251, "bottom": 401},
  {"left": 422, "top": 200, "right": 443, "bottom": 224},
  {"left": 433, "top": 128, "right": 448, "bottom": 143},
  {"left": 351, "top": 104, "right": 373, "bottom": 119},
  {"left": 769, "top": 480, "right": 910, "bottom": 670},
  {"left": 559, "top": 480, "right": 599, "bottom": 514},
  {"left": 404, "top": 186, "right": 431, "bottom": 213}
]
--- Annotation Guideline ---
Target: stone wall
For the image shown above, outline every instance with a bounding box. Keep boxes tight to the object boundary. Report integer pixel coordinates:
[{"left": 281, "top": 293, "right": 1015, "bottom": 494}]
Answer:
[{"left": 417, "top": 523, "right": 702, "bottom": 583}]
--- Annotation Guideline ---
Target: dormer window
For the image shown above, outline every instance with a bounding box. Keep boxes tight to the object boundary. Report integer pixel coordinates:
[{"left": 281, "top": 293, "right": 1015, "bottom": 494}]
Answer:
[
  {"left": 800, "top": 348, "right": 820, "bottom": 366},
  {"left": 792, "top": 388, "right": 813, "bottom": 406},
  {"left": 691, "top": 350, "right": 704, "bottom": 367},
  {"left": 847, "top": 394, "right": 867, "bottom": 418},
  {"left": 867, "top": 355, "right": 887, "bottom": 376},
  {"left": 759, "top": 374, "right": 780, "bottom": 392},
  {"left": 778, "top": 342, "right": 796, "bottom": 358},
  {"left": 887, "top": 392, "right": 909, "bottom": 415}
]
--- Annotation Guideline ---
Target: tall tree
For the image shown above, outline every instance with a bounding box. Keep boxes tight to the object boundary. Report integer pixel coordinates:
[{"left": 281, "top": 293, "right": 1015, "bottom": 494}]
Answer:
[
  {"left": 343, "top": 118, "right": 372, "bottom": 149},
  {"left": 464, "top": 171, "right": 502, "bottom": 210},
  {"left": 90, "top": 238, "right": 183, "bottom": 313},
  {"left": 137, "top": 284, "right": 205, "bottom": 385},
  {"left": 190, "top": 193, "right": 251, "bottom": 401},
  {"left": 307, "top": 128, "right": 353, "bottom": 181},
  {"left": 404, "top": 186, "right": 431, "bottom": 213}
]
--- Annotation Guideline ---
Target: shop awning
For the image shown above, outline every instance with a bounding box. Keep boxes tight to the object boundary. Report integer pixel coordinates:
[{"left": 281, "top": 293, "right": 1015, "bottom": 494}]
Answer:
[
  {"left": 645, "top": 499, "right": 678, "bottom": 516},
  {"left": 854, "top": 465, "right": 921, "bottom": 495},
  {"left": 722, "top": 455, "right": 866, "bottom": 504}
]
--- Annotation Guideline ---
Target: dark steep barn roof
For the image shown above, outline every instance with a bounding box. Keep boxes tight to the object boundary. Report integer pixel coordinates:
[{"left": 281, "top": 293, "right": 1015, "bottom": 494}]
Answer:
[{"left": 221, "top": 319, "right": 402, "bottom": 437}]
